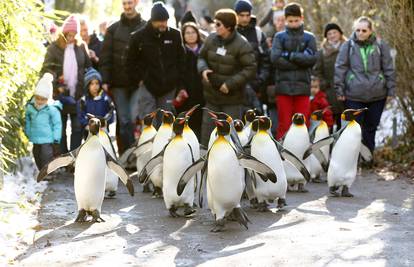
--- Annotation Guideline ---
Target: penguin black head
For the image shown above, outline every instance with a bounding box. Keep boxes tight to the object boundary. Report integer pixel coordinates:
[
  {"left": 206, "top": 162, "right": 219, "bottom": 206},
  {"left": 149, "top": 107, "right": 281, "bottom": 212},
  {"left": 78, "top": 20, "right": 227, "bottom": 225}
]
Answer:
[
  {"left": 258, "top": 116, "right": 271, "bottom": 131},
  {"left": 173, "top": 117, "right": 186, "bottom": 135},
  {"left": 244, "top": 109, "right": 256, "bottom": 123},
  {"left": 88, "top": 117, "right": 101, "bottom": 135},
  {"left": 161, "top": 110, "right": 175, "bottom": 125},
  {"left": 143, "top": 110, "right": 158, "bottom": 126},
  {"left": 233, "top": 119, "right": 244, "bottom": 132},
  {"left": 204, "top": 108, "right": 233, "bottom": 124},
  {"left": 341, "top": 108, "right": 368, "bottom": 121},
  {"left": 292, "top": 113, "right": 306, "bottom": 125},
  {"left": 215, "top": 119, "right": 231, "bottom": 136},
  {"left": 251, "top": 119, "right": 259, "bottom": 132},
  {"left": 311, "top": 110, "right": 323, "bottom": 121}
]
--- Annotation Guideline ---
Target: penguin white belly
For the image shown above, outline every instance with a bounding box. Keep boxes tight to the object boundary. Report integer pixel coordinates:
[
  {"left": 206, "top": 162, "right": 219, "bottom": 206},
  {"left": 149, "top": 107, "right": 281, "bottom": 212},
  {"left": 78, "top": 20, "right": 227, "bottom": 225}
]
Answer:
[
  {"left": 136, "top": 127, "right": 157, "bottom": 174},
  {"left": 251, "top": 134, "right": 287, "bottom": 202},
  {"left": 74, "top": 137, "right": 106, "bottom": 212},
  {"left": 243, "top": 124, "right": 252, "bottom": 140},
  {"left": 162, "top": 138, "right": 194, "bottom": 209},
  {"left": 238, "top": 132, "right": 249, "bottom": 147},
  {"left": 328, "top": 125, "right": 361, "bottom": 187},
  {"left": 149, "top": 125, "right": 172, "bottom": 188},
  {"left": 208, "top": 128, "right": 217, "bottom": 149},
  {"left": 310, "top": 124, "right": 330, "bottom": 178},
  {"left": 99, "top": 131, "right": 118, "bottom": 192},
  {"left": 183, "top": 128, "right": 200, "bottom": 196},
  {"left": 208, "top": 140, "right": 244, "bottom": 220},
  {"left": 283, "top": 126, "right": 310, "bottom": 183}
]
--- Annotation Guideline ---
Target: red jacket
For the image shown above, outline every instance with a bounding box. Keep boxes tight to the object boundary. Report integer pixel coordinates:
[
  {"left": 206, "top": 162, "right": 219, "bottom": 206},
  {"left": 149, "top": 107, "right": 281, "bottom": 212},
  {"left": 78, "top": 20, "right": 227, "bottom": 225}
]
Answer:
[{"left": 310, "top": 91, "right": 334, "bottom": 128}]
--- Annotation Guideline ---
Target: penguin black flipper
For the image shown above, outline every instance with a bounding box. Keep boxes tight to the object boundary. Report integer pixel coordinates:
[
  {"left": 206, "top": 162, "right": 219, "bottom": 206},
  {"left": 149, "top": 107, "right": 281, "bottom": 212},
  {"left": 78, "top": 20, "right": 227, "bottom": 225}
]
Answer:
[
  {"left": 198, "top": 161, "right": 208, "bottom": 208},
  {"left": 303, "top": 136, "right": 335, "bottom": 160},
  {"left": 103, "top": 148, "right": 134, "bottom": 196},
  {"left": 118, "top": 146, "right": 137, "bottom": 166},
  {"left": 360, "top": 143, "right": 373, "bottom": 162},
  {"left": 36, "top": 151, "right": 77, "bottom": 182},
  {"left": 309, "top": 125, "right": 317, "bottom": 143},
  {"left": 312, "top": 149, "right": 329, "bottom": 172},
  {"left": 237, "top": 153, "right": 277, "bottom": 183},
  {"left": 245, "top": 169, "right": 257, "bottom": 197},
  {"left": 134, "top": 138, "right": 155, "bottom": 157},
  {"left": 103, "top": 130, "right": 118, "bottom": 160},
  {"left": 177, "top": 158, "right": 206, "bottom": 196},
  {"left": 137, "top": 148, "right": 165, "bottom": 184},
  {"left": 281, "top": 148, "right": 312, "bottom": 182}
]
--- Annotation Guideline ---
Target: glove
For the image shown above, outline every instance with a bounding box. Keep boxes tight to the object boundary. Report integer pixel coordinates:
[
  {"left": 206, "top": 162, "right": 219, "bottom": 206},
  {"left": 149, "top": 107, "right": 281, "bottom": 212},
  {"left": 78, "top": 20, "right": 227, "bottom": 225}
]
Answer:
[{"left": 172, "top": 89, "right": 189, "bottom": 108}]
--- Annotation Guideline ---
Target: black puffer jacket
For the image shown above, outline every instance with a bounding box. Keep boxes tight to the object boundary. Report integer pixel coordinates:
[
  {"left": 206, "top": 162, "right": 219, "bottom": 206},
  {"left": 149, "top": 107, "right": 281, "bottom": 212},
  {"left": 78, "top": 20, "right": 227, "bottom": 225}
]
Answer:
[
  {"left": 100, "top": 13, "right": 146, "bottom": 89},
  {"left": 127, "top": 23, "right": 187, "bottom": 97},
  {"left": 270, "top": 25, "right": 317, "bottom": 96},
  {"left": 197, "top": 31, "right": 257, "bottom": 105}
]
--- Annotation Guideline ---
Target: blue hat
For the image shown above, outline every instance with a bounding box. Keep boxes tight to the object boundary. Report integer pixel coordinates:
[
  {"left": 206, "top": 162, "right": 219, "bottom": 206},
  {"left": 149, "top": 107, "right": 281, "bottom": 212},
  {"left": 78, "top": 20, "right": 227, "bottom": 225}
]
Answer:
[
  {"left": 84, "top": 68, "right": 102, "bottom": 89},
  {"left": 234, "top": 0, "right": 253, "bottom": 14},
  {"left": 151, "top": 2, "right": 170, "bottom": 21}
]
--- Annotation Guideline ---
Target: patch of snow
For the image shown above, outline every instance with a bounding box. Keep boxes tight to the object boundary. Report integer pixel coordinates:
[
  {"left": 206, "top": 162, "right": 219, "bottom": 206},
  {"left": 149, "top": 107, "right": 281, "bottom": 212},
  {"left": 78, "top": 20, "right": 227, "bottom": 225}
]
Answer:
[
  {"left": 376, "top": 99, "right": 406, "bottom": 146},
  {"left": 0, "top": 157, "right": 48, "bottom": 265}
]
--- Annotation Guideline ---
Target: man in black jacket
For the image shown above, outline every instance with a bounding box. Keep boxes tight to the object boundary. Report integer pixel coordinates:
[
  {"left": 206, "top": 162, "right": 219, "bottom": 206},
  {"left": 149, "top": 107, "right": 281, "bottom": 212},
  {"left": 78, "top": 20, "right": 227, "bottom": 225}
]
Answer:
[
  {"left": 235, "top": 0, "right": 270, "bottom": 113},
  {"left": 100, "top": 0, "right": 146, "bottom": 153},
  {"left": 127, "top": 2, "right": 186, "bottom": 123}
]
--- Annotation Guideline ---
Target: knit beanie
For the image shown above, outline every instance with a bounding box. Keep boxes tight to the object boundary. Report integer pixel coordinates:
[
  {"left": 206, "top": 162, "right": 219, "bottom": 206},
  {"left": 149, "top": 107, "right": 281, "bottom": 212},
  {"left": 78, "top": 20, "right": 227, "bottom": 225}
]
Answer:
[
  {"left": 234, "top": 0, "right": 253, "bottom": 14},
  {"left": 284, "top": 2, "right": 302, "bottom": 17},
  {"left": 181, "top": 10, "right": 197, "bottom": 26},
  {"left": 84, "top": 68, "right": 102, "bottom": 90},
  {"left": 151, "top": 2, "right": 170, "bottom": 21},
  {"left": 62, "top": 14, "right": 80, "bottom": 34},
  {"left": 324, "top": 23, "right": 343, "bottom": 37},
  {"left": 215, "top": 9, "right": 238, "bottom": 31},
  {"left": 35, "top": 73, "right": 54, "bottom": 99}
]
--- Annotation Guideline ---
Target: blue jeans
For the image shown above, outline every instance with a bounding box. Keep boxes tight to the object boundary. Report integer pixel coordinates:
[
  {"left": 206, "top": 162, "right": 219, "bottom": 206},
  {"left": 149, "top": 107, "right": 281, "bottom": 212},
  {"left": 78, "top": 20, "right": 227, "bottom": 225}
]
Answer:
[
  {"left": 345, "top": 99, "right": 386, "bottom": 152},
  {"left": 111, "top": 88, "right": 137, "bottom": 150},
  {"left": 61, "top": 112, "right": 82, "bottom": 153}
]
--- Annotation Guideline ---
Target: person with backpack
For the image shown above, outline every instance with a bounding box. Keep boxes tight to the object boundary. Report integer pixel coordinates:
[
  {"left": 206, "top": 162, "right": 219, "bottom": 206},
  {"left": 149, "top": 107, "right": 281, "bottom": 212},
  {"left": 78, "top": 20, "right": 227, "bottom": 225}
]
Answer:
[
  {"left": 335, "top": 16, "right": 396, "bottom": 156},
  {"left": 270, "top": 2, "right": 317, "bottom": 139},
  {"left": 234, "top": 0, "right": 270, "bottom": 114}
]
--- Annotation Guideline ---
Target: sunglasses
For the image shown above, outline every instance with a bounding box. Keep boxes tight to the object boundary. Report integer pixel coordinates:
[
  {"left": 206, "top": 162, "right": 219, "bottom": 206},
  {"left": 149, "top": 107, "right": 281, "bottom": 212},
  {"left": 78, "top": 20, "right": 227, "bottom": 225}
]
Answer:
[{"left": 356, "top": 29, "right": 368, "bottom": 33}]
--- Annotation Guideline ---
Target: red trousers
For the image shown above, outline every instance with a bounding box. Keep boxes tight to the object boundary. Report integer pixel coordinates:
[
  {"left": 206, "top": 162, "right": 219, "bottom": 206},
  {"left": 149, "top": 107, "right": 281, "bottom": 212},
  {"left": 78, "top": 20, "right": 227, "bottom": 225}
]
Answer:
[{"left": 276, "top": 95, "right": 310, "bottom": 140}]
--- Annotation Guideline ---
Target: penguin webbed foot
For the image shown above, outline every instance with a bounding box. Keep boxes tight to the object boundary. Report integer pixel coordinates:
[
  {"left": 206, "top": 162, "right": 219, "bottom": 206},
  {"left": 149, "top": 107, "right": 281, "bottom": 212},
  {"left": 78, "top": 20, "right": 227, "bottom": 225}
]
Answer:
[
  {"left": 169, "top": 206, "right": 180, "bottom": 218},
  {"left": 341, "top": 186, "right": 354, "bottom": 197},
  {"left": 183, "top": 204, "right": 196, "bottom": 217},
  {"left": 142, "top": 183, "right": 152, "bottom": 193},
  {"left": 249, "top": 198, "right": 258, "bottom": 209},
  {"left": 277, "top": 198, "right": 287, "bottom": 210},
  {"left": 297, "top": 183, "right": 309, "bottom": 193},
  {"left": 105, "top": 190, "right": 116, "bottom": 199},
  {"left": 257, "top": 201, "right": 270, "bottom": 212},
  {"left": 329, "top": 186, "right": 340, "bottom": 197},
  {"left": 74, "top": 209, "right": 87, "bottom": 223},
  {"left": 211, "top": 219, "right": 226, "bottom": 232},
  {"left": 89, "top": 210, "right": 105, "bottom": 223},
  {"left": 152, "top": 187, "right": 163, "bottom": 199}
]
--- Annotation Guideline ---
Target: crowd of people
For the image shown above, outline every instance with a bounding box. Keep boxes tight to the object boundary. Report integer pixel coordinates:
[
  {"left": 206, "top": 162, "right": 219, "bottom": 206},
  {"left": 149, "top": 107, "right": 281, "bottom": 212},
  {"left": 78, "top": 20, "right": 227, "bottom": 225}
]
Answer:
[{"left": 25, "top": 0, "right": 396, "bottom": 172}]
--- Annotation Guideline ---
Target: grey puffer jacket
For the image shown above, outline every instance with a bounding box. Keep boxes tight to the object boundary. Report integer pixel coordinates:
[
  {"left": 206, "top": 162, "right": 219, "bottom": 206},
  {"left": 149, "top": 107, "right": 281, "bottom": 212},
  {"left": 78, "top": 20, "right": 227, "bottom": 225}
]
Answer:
[
  {"left": 197, "top": 30, "right": 257, "bottom": 105},
  {"left": 334, "top": 33, "right": 396, "bottom": 102}
]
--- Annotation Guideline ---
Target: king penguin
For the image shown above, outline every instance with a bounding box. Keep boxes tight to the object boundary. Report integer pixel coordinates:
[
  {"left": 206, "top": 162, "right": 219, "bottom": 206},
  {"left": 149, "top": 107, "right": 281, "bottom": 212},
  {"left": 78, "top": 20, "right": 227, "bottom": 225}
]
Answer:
[
  {"left": 37, "top": 117, "right": 134, "bottom": 223},
  {"left": 309, "top": 110, "right": 330, "bottom": 183},
  {"left": 139, "top": 110, "right": 174, "bottom": 198},
  {"left": 234, "top": 119, "right": 249, "bottom": 147},
  {"left": 177, "top": 119, "right": 277, "bottom": 232},
  {"left": 303, "top": 108, "right": 371, "bottom": 197},
  {"left": 242, "top": 109, "right": 257, "bottom": 140},
  {"left": 282, "top": 113, "right": 311, "bottom": 193}
]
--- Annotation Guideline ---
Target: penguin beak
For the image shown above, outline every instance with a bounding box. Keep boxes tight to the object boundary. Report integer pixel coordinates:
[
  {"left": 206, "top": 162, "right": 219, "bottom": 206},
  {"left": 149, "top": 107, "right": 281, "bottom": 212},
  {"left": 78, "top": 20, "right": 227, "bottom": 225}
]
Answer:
[
  {"left": 353, "top": 108, "right": 368, "bottom": 116},
  {"left": 185, "top": 104, "right": 200, "bottom": 117},
  {"left": 208, "top": 111, "right": 218, "bottom": 119},
  {"left": 150, "top": 108, "right": 160, "bottom": 118},
  {"left": 214, "top": 120, "right": 223, "bottom": 127},
  {"left": 259, "top": 117, "right": 265, "bottom": 123},
  {"left": 86, "top": 113, "right": 96, "bottom": 120}
]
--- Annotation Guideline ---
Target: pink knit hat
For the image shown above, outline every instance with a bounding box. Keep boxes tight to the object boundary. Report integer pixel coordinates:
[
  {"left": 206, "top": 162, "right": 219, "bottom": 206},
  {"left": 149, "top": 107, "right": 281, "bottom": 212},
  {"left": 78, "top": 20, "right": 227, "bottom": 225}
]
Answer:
[{"left": 62, "top": 15, "right": 79, "bottom": 34}]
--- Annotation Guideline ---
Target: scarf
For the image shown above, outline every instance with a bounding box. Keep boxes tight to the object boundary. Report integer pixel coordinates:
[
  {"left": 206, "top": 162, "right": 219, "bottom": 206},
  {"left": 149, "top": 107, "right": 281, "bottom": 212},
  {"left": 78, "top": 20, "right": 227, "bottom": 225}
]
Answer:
[{"left": 63, "top": 43, "right": 78, "bottom": 98}]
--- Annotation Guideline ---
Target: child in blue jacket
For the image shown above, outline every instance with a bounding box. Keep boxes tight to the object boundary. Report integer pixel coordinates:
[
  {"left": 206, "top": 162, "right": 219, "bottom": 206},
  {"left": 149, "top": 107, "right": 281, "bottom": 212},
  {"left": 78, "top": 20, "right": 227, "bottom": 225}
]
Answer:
[
  {"left": 25, "top": 73, "right": 62, "bottom": 170},
  {"left": 77, "top": 68, "right": 115, "bottom": 138}
]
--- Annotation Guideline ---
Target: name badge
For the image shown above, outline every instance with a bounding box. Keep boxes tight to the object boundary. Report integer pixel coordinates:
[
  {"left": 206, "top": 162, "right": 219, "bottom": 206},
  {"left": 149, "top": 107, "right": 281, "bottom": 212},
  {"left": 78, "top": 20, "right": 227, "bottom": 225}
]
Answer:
[
  {"left": 164, "top": 40, "right": 173, "bottom": 44},
  {"left": 216, "top": 47, "right": 227, "bottom": 56}
]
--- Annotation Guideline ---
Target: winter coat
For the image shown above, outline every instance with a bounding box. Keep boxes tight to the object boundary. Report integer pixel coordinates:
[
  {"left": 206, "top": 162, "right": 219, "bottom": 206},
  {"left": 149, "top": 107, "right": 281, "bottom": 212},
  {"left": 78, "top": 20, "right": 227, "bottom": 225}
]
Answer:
[
  {"left": 77, "top": 91, "right": 115, "bottom": 127},
  {"left": 310, "top": 90, "right": 334, "bottom": 128},
  {"left": 270, "top": 25, "right": 317, "bottom": 96},
  {"left": 313, "top": 38, "right": 346, "bottom": 114},
  {"left": 127, "top": 23, "right": 187, "bottom": 97},
  {"left": 25, "top": 98, "right": 62, "bottom": 144},
  {"left": 88, "top": 33, "right": 103, "bottom": 70},
  {"left": 197, "top": 30, "right": 257, "bottom": 105},
  {"left": 237, "top": 20, "right": 270, "bottom": 86},
  {"left": 40, "top": 38, "right": 92, "bottom": 106},
  {"left": 334, "top": 33, "right": 396, "bottom": 102},
  {"left": 100, "top": 13, "right": 146, "bottom": 89},
  {"left": 181, "top": 45, "right": 205, "bottom": 109}
]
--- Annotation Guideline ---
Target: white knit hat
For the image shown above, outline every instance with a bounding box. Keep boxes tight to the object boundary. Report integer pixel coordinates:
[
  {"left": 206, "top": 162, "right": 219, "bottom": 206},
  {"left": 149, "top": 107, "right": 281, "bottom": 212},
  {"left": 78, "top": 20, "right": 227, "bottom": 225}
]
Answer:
[{"left": 35, "top": 73, "right": 54, "bottom": 99}]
